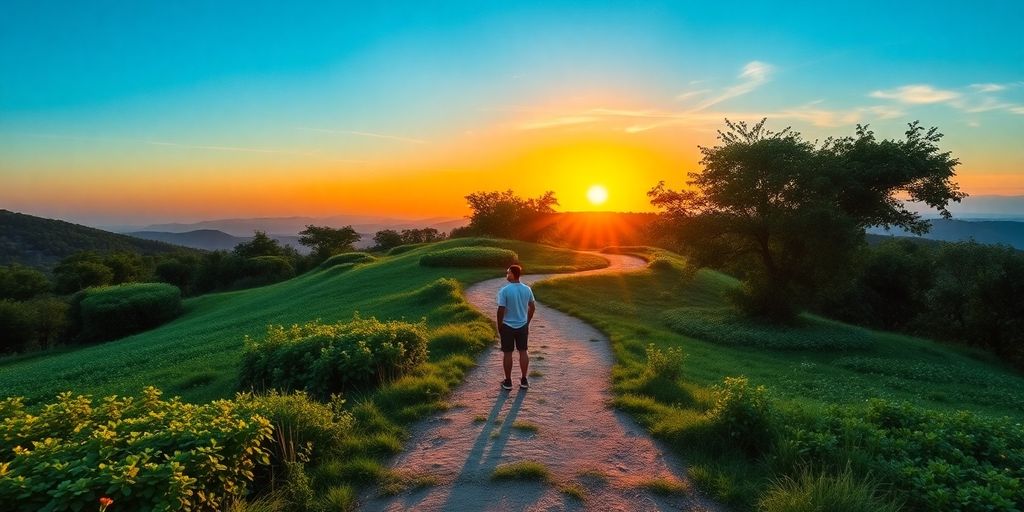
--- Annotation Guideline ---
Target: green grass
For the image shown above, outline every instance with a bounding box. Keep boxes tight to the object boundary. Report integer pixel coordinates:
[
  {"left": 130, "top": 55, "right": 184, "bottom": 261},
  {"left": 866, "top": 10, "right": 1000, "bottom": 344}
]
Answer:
[
  {"left": 0, "top": 238, "right": 606, "bottom": 404},
  {"left": 637, "top": 477, "right": 689, "bottom": 495},
  {"left": 533, "top": 247, "right": 1024, "bottom": 509},
  {"left": 511, "top": 420, "right": 539, "bottom": 433},
  {"left": 491, "top": 461, "right": 551, "bottom": 482}
]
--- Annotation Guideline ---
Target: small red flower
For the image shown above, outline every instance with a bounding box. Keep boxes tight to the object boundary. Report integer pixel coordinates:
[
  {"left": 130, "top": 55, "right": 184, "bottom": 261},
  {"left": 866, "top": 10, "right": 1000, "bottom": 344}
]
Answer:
[{"left": 99, "top": 496, "right": 114, "bottom": 511}]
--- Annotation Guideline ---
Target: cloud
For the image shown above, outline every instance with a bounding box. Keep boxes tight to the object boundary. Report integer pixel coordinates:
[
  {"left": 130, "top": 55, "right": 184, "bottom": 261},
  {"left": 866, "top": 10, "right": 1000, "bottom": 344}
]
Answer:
[
  {"left": 689, "top": 61, "right": 774, "bottom": 112},
  {"left": 969, "top": 83, "right": 1007, "bottom": 93},
  {"left": 1011, "top": 107, "right": 1024, "bottom": 115},
  {"left": 674, "top": 89, "right": 711, "bottom": 102},
  {"left": 295, "top": 127, "right": 426, "bottom": 144},
  {"left": 870, "top": 84, "right": 961, "bottom": 104}
]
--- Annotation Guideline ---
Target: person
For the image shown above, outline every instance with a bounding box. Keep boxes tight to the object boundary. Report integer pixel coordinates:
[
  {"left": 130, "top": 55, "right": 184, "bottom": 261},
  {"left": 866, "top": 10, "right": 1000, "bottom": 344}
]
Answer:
[{"left": 496, "top": 264, "right": 535, "bottom": 390}]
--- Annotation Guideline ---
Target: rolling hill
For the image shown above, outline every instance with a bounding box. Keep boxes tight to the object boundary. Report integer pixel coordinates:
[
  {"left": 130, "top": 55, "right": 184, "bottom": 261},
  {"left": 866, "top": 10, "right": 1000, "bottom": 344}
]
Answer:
[{"left": 0, "top": 210, "right": 200, "bottom": 269}]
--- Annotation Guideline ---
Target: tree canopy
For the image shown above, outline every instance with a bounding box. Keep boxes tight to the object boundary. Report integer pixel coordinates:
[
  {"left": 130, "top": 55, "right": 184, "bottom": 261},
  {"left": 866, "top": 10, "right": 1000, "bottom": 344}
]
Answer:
[
  {"left": 460, "top": 190, "right": 559, "bottom": 242},
  {"left": 649, "top": 119, "right": 965, "bottom": 320},
  {"left": 298, "top": 225, "right": 360, "bottom": 260}
]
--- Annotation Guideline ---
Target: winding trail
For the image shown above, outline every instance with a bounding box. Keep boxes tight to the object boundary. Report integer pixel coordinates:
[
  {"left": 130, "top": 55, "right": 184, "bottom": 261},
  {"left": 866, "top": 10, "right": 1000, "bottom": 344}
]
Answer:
[{"left": 361, "top": 254, "right": 722, "bottom": 511}]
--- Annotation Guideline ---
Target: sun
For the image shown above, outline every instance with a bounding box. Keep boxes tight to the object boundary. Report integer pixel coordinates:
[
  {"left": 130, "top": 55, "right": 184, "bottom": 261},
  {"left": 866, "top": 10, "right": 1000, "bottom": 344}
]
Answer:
[{"left": 586, "top": 184, "right": 608, "bottom": 206}]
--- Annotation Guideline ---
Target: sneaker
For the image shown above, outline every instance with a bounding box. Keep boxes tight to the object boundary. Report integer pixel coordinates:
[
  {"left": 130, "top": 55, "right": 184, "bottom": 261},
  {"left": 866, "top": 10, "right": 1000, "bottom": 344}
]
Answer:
[
  {"left": 501, "top": 378, "right": 513, "bottom": 390},
  {"left": 520, "top": 377, "right": 529, "bottom": 389}
]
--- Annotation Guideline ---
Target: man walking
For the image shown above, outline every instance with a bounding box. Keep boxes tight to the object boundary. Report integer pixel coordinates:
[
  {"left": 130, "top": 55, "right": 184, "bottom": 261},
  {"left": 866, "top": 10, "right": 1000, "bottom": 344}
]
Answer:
[{"left": 497, "top": 264, "right": 535, "bottom": 390}]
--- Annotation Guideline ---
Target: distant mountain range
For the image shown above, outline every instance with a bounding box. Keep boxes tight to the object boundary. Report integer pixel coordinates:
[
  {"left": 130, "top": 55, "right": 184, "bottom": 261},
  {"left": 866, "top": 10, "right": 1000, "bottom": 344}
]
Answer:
[
  {"left": 867, "top": 219, "right": 1024, "bottom": 249},
  {"left": 106, "top": 215, "right": 468, "bottom": 238},
  {"left": 128, "top": 230, "right": 322, "bottom": 253},
  {"left": 0, "top": 210, "right": 199, "bottom": 269}
]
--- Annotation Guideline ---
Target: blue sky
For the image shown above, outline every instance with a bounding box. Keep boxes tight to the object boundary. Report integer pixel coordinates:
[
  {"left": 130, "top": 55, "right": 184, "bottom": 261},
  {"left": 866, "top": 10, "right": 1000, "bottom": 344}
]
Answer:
[{"left": 1, "top": 1, "right": 1022, "bottom": 223}]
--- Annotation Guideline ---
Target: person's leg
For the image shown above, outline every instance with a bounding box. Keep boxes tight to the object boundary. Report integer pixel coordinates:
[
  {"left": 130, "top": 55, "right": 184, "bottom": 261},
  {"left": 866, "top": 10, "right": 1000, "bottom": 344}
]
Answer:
[
  {"left": 499, "top": 324, "right": 514, "bottom": 383},
  {"left": 519, "top": 350, "right": 529, "bottom": 378},
  {"left": 503, "top": 351, "right": 513, "bottom": 380},
  {"left": 516, "top": 324, "right": 529, "bottom": 379}
]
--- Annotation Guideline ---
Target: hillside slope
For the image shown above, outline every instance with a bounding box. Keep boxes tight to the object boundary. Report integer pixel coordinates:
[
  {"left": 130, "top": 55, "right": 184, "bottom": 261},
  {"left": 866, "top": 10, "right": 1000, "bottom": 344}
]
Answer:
[{"left": 0, "top": 210, "right": 200, "bottom": 269}]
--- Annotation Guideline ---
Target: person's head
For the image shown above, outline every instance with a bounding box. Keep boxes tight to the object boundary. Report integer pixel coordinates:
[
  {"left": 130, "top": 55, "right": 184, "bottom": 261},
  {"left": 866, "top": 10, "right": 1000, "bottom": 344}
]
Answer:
[{"left": 506, "top": 264, "right": 522, "bottom": 282}]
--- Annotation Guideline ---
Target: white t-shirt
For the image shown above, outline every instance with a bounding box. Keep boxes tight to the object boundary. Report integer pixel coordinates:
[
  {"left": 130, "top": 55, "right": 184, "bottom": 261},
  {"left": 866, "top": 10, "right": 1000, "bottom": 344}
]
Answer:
[{"left": 497, "top": 282, "right": 535, "bottom": 329}]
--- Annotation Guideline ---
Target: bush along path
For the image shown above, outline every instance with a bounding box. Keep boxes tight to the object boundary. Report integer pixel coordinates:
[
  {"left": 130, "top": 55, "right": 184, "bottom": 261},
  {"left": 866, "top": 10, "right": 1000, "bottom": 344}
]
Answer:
[{"left": 361, "top": 254, "right": 723, "bottom": 511}]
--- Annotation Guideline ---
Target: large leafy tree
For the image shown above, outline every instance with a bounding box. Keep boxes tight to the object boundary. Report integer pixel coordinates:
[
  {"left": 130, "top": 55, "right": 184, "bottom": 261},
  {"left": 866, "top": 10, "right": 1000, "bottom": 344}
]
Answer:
[
  {"left": 462, "top": 190, "right": 559, "bottom": 242},
  {"left": 298, "top": 225, "right": 361, "bottom": 260},
  {"left": 649, "top": 119, "right": 964, "bottom": 320}
]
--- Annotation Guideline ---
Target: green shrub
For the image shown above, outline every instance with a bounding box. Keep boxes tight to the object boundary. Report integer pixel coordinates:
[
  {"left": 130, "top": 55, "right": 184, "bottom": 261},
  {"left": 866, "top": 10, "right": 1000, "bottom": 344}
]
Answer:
[
  {"left": 419, "top": 247, "right": 518, "bottom": 268},
  {"left": 757, "top": 466, "right": 900, "bottom": 512},
  {"left": 708, "top": 377, "right": 776, "bottom": 458},
  {"left": 386, "top": 243, "right": 426, "bottom": 255},
  {"left": 237, "top": 391, "right": 353, "bottom": 465},
  {"left": 0, "top": 387, "right": 272, "bottom": 512},
  {"left": 238, "top": 256, "right": 295, "bottom": 287},
  {"left": 783, "top": 400, "right": 1024, "bottom": 511},
  {"left": 319, "top": 252, "right": 376, "bottom": 269},
  {"left": 643, "top": 343, "right": 686, "bottom": 381},
  {"left": 662, "top": 307, "right": 873, "bottom": 351},
  {"left": 75, "top": 283, "right": 182, "bottom": 343},
  {"left": 240, "top": 317, "right": 429, "bottom": 399}
]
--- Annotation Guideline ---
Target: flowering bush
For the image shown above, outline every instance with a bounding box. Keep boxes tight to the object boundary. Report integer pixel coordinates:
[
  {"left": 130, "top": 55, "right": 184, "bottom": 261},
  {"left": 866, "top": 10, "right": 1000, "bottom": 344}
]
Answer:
[{"left": 0, "top": 387, "right": 272, "bottom": 512}]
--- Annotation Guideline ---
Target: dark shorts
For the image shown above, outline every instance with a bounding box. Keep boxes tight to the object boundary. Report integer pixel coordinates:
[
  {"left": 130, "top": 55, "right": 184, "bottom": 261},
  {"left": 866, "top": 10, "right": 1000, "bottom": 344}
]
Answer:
[{"left": 499, "top": 323, "right": 529, "bottom": 353}]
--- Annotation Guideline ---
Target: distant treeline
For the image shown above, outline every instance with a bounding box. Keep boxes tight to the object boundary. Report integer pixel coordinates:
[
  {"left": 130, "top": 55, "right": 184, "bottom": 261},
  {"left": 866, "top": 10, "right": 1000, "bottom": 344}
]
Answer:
[{"left": 819, "top": 238, "right": 1024, "bottom": 369}]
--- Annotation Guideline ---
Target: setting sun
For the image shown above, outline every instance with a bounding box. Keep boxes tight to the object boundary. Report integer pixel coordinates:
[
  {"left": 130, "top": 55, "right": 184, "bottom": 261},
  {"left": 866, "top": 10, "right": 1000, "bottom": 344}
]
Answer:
[{"left": 587, "top": 185, "right": 608, "bottom": 206}]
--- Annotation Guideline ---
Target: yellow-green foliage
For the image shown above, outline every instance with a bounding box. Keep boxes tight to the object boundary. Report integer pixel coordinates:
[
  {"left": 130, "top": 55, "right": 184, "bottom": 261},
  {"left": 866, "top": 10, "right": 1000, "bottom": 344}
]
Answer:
[
  {"left": 319, "top": 252, "right": 376, "bottom": 269},
  {"left": 427, "top": 322, "right": 493, "bottom": 358},
  {"left": 757, "top": 466, "right": 900, "bottom": 512},
  {"left": 240, "top": 317, "right": 428, "bottom": 399},
  {"left": 419, "top": 247, "right": 518, "bottom": 268},
  {"left": 0, "top": 387, "right": 272, "bottom": 512},
  {"left": 75, "top": 282, "right": 182, "bottom": 342},
  {"left": 491, "top": 461, "right": 551, "bottom": 481}
]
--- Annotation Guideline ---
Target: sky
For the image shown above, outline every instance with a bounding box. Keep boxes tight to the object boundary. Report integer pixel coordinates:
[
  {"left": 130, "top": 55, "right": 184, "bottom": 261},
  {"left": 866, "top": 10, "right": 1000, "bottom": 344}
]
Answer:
[{"left": 1, "top": 1, "right": 1022, "bottom": 226}]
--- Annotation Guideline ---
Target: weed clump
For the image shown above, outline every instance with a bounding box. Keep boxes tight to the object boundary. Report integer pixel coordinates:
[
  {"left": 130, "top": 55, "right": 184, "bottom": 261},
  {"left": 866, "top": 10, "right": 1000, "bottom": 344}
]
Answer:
[{"left": 491, "top": 461, "right": 551, "bottom": 482}]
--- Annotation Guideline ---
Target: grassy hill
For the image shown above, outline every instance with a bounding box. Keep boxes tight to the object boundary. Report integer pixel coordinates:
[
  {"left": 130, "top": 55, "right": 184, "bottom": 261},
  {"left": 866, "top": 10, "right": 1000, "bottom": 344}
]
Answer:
[
  {"left": 533, "top": 247, "right": 1024, "bottom": 510},
  {"left": 0, "top": 210, "right": 200, "bottom": 269},
  {"left": 0, "top": 238, "right": 608, "bottom": 404}
]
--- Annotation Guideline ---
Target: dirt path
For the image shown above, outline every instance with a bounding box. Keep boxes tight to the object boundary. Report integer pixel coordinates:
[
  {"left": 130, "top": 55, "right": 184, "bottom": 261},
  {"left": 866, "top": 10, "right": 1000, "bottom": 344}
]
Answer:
[{"left": 361, "top": 254, "right": 722, "bottom": 511}]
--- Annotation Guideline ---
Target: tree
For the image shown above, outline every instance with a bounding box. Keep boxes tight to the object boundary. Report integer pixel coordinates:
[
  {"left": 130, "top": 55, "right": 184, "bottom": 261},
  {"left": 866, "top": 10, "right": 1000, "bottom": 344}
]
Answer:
[
  {"left": 298, "top": 225, "right": 361, "bottom": 260},
  {"left": 53, "top": 253, "right": 114, "bottom": 294},
  {"left": 463, "top": 190, "right": 559, "bottom": 241},
  {"left": 372, "top": 229, "right": 405, "bottom": 251},
  {"left": 0, "top": 264, "right": 51, "bottom": 300},
  {"left": 233, "top": 231, "right": 285, "bottom": 259},
  {"left": 649, "top": 119, "right": 964, "bottom": 320}
]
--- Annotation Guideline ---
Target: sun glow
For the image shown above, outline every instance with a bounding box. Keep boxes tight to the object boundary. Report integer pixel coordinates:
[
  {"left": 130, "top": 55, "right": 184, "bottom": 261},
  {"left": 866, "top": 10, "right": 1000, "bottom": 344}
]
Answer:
[{"left": 587, "top": 185, "right": 608, "bottom": 205}]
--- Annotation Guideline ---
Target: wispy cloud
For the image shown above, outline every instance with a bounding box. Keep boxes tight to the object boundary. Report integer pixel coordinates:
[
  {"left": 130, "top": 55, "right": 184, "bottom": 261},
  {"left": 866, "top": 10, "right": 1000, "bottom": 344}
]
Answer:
[
  {"left": 862, "top": 105, "right": 906, "bottom": 119},
  {"left": 689, "top": 61, "right": 773, "bottom": 112},
  {"left": 1011, "top": 107, "right": 1024, "bottom": 115},
  {"left": 295, "top": 127, "right": 427, "bottom": 144},
  {"left": 674, "top": 89, "right": 711, "bottom": 102},
  {"left": 970, "top": 83, "right": 1007, "bottom": 93},
  {"left": 870, "top": 84, "right": 961, "bottom": 104}
]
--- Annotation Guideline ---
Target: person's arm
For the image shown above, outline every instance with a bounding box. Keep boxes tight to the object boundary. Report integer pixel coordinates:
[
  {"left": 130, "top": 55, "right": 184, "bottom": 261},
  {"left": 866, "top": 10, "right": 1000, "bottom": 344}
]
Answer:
[
  {"left": 496, "top": 306, "right": 506, "bottom": 333},
  {"left": 527, "top": 300, "right": 535, "bottom": 325}
]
